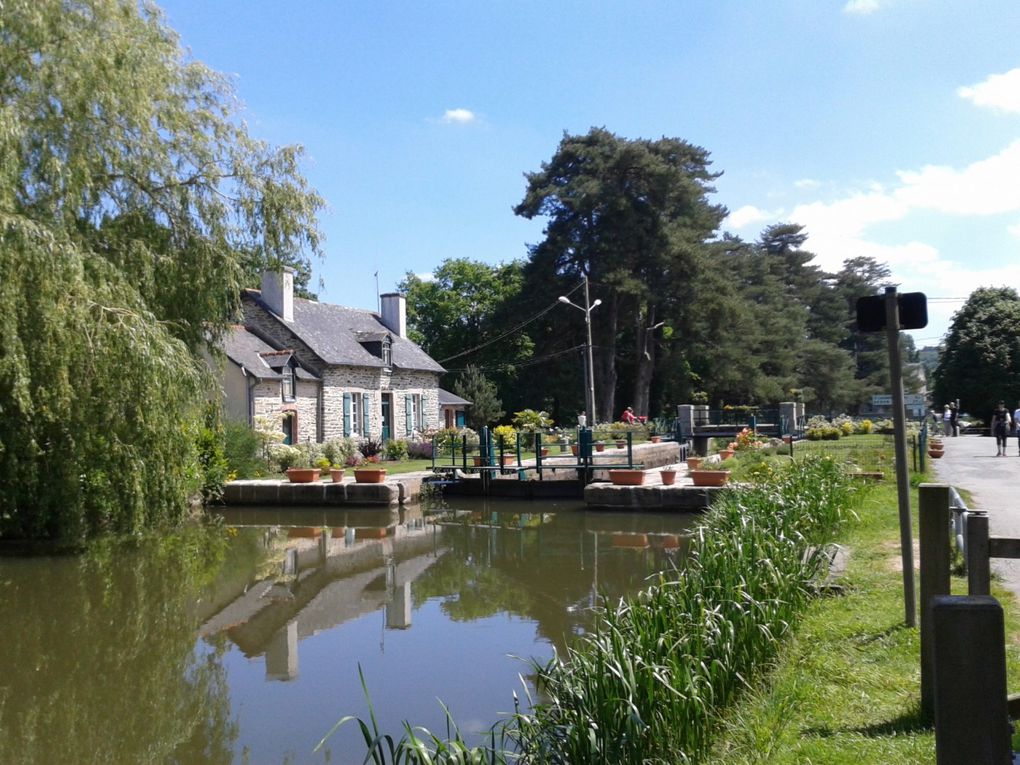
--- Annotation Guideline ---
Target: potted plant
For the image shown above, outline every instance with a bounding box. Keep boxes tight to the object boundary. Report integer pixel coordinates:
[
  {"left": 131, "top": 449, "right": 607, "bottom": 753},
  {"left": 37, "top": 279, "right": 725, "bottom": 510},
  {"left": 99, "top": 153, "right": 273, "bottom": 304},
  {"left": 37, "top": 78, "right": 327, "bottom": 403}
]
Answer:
[
  {"left": 608, "top": 469, "right": 646, "bottom": 486},
  {"left": 719, "top": 447, "right": 735, "bottom": 460},
  {"left": 689, "top": 462, "right": 731, "bottom": 487},
  {"left": 353, "top": 456, "right": 387, "bottom": 483},
  {"left": 595, "top": 441, "right": 606, "bottom": 452},
  {"left": 274, "top": 444, "right": 321, "bottom": 483},
  {"left": 329, "top": 467, "right": 345, "bottom": 482},
  {"left": 649, "top": 434, "right": 662, "bottom": 444},
  {"left": 660, "top": 467, "right": 678, "bottom": 485},
  {"left": 686, "top": 456, "right": 704, "bottom": 470}
]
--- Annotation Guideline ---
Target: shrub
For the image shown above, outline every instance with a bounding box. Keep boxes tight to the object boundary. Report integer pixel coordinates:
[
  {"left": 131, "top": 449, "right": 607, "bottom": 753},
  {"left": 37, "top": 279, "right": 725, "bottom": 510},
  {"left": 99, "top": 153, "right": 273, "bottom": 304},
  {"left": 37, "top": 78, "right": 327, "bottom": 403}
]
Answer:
[
  {"left": 322, "top": 438, "right": 357, "bottom": 467},
  {"left": 384, "top": 439, "right": 409, "bottom": 461},
  {"left": 270, "top": 444, "right": 304, "bottom": 471},
  {"left": 512, "top": 409, "right": 553, "bottom": 432},
  {"left": 407, "top": 440, "right": 434, "bottom": 459},
  {"left": 359, "top": 437, "right": 383, "bottom": 458},
  {"left": 492, "top": 424, "right": 517, "bottom": 449},
  {"left": 223, "top": 419, "right": 266, "bottom": 478}
]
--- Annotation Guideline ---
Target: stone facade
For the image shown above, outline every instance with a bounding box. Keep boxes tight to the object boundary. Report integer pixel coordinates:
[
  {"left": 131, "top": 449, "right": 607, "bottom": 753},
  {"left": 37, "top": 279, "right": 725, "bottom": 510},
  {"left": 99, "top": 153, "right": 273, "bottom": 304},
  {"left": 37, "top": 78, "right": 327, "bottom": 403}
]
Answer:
[{"left": 252, "top": 378, "right": 320, "bottom": 444}]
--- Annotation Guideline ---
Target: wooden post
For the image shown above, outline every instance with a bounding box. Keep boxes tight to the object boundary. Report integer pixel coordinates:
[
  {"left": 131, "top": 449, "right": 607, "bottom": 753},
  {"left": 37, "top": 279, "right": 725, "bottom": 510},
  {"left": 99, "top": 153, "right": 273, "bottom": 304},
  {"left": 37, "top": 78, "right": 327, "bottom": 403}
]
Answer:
[
  {"left": 967, "top": 511, "right": 991, "bottom": 596},
  {"left": 886, "top": 287, "right": 917, "bottom": 627},
  {"left": 932, "top": 595, "right": 1011, "bottom": 764},
  {"left": 919, "top": 484, "right": 952, "bottom": 720}
]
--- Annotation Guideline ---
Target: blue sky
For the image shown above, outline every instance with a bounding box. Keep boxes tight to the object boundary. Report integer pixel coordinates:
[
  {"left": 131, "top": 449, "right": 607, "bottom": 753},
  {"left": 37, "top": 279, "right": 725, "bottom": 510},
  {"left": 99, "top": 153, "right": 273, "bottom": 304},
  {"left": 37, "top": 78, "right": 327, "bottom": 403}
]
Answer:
[{"left": 157, "top": 0, "right": 1020, "bottom": 346}]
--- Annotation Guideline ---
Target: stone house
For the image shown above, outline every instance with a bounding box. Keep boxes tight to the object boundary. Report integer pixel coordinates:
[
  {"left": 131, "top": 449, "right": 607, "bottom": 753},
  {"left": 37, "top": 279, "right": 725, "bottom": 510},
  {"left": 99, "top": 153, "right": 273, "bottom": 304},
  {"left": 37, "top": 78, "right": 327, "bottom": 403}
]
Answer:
[{"left": 221, "top": 271, "right": 445, "bottom": 444}]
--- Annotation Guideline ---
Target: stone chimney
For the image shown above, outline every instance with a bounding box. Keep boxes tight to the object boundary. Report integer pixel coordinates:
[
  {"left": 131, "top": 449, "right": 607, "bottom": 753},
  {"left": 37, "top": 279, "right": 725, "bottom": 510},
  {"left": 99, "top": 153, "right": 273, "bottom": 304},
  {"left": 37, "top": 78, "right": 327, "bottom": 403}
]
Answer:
[
  {"left": 261, "top": 270, "right": 294, "bottom": 323},
  {"left": 379, "top": 293, "right": 406, "bottom": 338}
]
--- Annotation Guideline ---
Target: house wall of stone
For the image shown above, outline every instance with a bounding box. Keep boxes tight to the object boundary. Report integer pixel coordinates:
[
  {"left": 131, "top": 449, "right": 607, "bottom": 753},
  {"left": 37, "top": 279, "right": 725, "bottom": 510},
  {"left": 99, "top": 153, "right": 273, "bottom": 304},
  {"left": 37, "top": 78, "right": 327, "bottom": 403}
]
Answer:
[
  {"left": 321, "top": 367, "right": 440, "bottom": 442},
  {"left": 252, "top": 378, "right": 320, "bottom": 444}
]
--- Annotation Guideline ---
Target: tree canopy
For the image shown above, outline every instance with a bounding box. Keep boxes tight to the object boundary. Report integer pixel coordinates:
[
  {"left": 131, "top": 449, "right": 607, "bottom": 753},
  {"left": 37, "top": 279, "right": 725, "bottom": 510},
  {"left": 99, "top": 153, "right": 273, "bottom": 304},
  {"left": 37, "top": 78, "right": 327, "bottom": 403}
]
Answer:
[
  {"left": 0, "top": 0, "right": 323, "bottom": 540},
  {"left": 933, "top": 287, "right": 1020, "bottom": 417}
]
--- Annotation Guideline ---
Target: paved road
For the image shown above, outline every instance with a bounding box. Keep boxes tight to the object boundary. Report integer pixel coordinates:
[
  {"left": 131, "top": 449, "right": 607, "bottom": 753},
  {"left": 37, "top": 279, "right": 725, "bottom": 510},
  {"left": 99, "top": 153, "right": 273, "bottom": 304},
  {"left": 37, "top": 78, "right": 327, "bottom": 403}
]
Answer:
[{"left": 931, "top": 433, "right": 1020, "bottom": 598}]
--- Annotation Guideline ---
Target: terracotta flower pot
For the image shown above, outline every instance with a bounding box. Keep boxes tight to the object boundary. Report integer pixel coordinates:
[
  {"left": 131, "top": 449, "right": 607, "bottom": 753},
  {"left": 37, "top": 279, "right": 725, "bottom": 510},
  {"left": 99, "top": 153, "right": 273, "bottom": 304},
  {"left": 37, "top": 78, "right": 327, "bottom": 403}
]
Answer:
[
  {"left": 650, "top": 436, "right": 662, "bottom": 444},
  {"left": 608, "top": 469, "right": 646, "bottom": 486},
  {"left": 660, "top": 469, "right": 677, "bottom": 486},
  {"left": 329, "top": 468, "right": 345, "bottom": 483},
  {"left": 690, "top": 469, "right": 731, "bottom": 487},
  {"left": 540, "top": 448, "right": 549, "bottom": 457},
  {"left": 595, "top": 442, "right": 606, "bottom": 452},
  {"left": 615, "top": 440, "right": 627, "bottom": 449},
  {"left": 472, "top": 456, "right": 484, "bottom": 466},
  {"left": 353, "top": 468, "right": 387, "bottom": 483},
  {"left": 571, "top": 445, "right": 579, "bottom": 456},
  {"left": 928, "top": 449, "right": 944, "bottom": 459},
  {"left": 286, "top": 467, "right": 321, "bottom": 483},
  {"left": 719, "top": 449, "right": 735, "bottom": 460},
  {"left": 686, "top": 456, "right": 704, "bottom": 470}
]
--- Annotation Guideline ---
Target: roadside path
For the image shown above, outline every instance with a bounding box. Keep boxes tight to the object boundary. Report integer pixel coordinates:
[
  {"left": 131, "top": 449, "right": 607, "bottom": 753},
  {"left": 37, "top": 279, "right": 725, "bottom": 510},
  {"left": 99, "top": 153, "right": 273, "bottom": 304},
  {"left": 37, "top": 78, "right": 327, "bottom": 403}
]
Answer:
[{"left": 930, "top": 433, "right": 1020, "bottom": 598}]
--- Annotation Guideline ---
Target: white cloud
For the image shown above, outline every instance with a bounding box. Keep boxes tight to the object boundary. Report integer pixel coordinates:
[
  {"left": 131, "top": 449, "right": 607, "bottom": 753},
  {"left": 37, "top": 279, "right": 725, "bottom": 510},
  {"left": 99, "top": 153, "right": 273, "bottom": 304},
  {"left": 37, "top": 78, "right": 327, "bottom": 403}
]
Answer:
[
  {"left": 894, "top": 139, "right": 1020, "bottom": 215},
  {"left": 794, "top": 178, "right": 821, "bottom": 190},
  {"left": 415, "top": 272, "right": 434, "bottom": 282},
  {"left": 441, "top": 108, "right": 476, "bottom": 124},
  {"left": 724, "top": 204, "right": 775, "bottom": 230},
  {"left": 843, "top": 0, "right": 880, "bottom": 15},
  {"left": 958, "top": 68, "right": 1020, "bottom": 114},
  {"left": 1009, "top": 222, "right": 1020, "bottom": 240}
]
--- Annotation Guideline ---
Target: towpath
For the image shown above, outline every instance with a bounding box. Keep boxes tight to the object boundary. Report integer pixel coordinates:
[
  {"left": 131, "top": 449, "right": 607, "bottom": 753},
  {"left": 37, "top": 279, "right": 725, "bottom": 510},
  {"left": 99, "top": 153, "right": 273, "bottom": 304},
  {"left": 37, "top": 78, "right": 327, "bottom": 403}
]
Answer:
[{"left": 931, "top": 433, "right": 1020, "bottom": 599}]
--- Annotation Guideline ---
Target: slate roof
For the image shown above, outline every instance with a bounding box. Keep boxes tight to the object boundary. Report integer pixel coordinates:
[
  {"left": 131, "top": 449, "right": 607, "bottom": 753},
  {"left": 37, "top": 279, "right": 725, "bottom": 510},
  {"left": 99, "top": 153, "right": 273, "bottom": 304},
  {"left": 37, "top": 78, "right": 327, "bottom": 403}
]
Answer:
[
  {"left": 438, "top": 388, "right": 471, "bottom": 406},
  {"left": 222, "top": 326, "right": 319, "bottom": 381},
  {"left": 243, "top": 290, "right": 445, "bottom": 374}
]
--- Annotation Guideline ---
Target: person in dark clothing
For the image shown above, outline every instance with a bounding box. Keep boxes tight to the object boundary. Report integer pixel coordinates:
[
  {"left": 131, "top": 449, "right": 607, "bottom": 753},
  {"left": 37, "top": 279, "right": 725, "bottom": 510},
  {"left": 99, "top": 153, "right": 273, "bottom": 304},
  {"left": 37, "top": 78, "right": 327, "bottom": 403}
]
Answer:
[
  {"left": 992, "top": 401, "right": 1012, "bottom": 456},
  {"left": 949, "top": 402, "right": 960, "bottom": 437}
]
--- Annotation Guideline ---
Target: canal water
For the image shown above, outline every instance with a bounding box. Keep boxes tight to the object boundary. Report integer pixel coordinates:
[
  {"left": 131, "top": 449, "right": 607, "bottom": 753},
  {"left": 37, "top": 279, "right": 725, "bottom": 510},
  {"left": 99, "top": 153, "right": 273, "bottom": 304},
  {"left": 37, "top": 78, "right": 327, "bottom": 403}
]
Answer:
[{"left": 0, "top": 499, "right": 695, "bottom": 764}]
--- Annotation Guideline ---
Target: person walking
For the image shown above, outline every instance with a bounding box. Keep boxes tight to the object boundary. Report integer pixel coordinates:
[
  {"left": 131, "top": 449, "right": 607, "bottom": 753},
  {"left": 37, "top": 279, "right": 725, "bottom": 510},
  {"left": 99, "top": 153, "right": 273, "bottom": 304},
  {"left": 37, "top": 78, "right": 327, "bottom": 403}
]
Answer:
[
  {"left": 992, "top": 401, "right": 1012, "bottom": 456},
  {"left": 1014, "top": 401, "right": 1020, "bottom": 455},
  {"left": 943, "top": 405, "right": 952, "bottom": 436},
  {"left": 949, "top": 402, "right": 960, "bottom": 437}
]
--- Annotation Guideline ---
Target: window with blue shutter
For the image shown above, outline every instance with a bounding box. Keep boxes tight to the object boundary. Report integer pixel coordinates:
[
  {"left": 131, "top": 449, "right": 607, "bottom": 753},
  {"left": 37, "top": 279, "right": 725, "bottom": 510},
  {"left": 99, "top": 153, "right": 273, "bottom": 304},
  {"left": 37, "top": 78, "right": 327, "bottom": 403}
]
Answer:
[
  {"left": 343, "top": 393, "right": 352, "bottom": 437},
  {"left": 405, "top": 395, "right": 413, "bottom": 436},
  {"left": 362, "top": 392, "right": 371, "bottom": 437}
]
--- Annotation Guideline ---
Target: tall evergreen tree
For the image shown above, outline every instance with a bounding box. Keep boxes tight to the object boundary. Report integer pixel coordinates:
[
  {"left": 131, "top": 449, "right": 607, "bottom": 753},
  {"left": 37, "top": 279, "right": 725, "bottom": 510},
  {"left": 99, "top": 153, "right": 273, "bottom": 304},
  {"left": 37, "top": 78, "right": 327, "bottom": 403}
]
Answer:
[{"left": 453, "top": 365, "right": 505, "bottom": 430}]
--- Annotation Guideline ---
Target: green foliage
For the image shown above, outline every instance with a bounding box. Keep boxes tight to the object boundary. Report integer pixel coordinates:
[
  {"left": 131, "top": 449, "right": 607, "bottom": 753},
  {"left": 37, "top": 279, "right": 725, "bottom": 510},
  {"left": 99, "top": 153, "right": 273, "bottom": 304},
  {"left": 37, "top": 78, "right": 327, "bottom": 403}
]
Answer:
[
  {"left": 223, "top": 420, "right": 267, "bottom": 478},
  {"left": 194, "top": 404, "right": 229, "bottom": 501},
  {"left": 453, "top": 365, "right": 504, "bottom": 429},
  {"left": 933, "top": 287, "right": 1020, "bottom": 415},
  {"left": 0, "top": 0, "right": 323, "bottom": 540},
  {"left": 384, "top": 439, "right": 410, "bottom": 461},
  {"left": 491, "top": 424, "right": 517, "bottom": 448},
  {"left": 511, "top": 408, "right": 553, "bottom": 432}
]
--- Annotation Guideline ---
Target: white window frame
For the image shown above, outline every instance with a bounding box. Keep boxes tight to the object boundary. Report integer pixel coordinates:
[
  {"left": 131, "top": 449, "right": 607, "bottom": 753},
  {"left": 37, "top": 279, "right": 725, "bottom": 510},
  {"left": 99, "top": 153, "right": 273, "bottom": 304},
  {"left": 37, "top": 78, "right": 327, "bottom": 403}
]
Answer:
[
  {"left": 281, "top": 366, "right": 295, "bottom": 402},
  {"left": 351, "top": 393, "right": 362, "bottom": 436}
]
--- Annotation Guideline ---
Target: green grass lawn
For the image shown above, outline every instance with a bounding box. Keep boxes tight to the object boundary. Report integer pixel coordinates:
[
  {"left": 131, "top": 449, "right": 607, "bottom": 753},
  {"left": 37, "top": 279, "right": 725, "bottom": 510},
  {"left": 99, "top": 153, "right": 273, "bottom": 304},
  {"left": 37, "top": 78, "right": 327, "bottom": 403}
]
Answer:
[{"left": 706, "top": 449, "right": 1020, "bottom": 764}]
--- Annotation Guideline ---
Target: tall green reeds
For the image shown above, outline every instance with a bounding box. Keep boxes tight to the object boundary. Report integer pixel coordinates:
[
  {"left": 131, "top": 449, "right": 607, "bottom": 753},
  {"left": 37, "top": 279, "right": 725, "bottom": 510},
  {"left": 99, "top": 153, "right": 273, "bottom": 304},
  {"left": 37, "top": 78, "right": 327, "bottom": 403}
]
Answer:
[
  {"left": 508, "top": 455, "right": 859, "bottom": 763},
  {"left": 326, "top": 455, "right": 861, "bottom": 764}
]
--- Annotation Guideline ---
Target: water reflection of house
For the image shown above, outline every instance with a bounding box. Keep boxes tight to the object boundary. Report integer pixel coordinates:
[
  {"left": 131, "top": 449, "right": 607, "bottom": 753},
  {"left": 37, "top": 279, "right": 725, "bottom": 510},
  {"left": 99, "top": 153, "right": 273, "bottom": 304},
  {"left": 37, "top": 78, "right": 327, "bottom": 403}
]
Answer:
[{"left": 200, "top": 507, "right": 445, "bottom": 681}]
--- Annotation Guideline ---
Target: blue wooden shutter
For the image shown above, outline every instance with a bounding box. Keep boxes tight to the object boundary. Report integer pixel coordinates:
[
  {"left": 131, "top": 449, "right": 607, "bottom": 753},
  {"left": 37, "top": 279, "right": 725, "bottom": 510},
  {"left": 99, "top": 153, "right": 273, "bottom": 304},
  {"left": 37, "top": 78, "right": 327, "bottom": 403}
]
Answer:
[
  {"left": 343, "top": 393, "right": 352, "bottom": 437},
  {"left": 362, "top": 392, "right": 371, "bottom": 437},
  {"left": 405, "top": 395, "right": 413, "bottom": 435},
  {"left": 456, "top": 410, "right": 465, "bottom": 427}
]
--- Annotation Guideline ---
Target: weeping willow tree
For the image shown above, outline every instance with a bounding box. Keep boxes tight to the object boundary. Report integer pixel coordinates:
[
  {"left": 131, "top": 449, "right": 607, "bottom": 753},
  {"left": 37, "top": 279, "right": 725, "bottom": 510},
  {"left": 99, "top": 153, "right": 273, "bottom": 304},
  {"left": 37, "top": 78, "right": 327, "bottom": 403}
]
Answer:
[{"left": 0, "top": 0, "right": 324, "bottom": 540}]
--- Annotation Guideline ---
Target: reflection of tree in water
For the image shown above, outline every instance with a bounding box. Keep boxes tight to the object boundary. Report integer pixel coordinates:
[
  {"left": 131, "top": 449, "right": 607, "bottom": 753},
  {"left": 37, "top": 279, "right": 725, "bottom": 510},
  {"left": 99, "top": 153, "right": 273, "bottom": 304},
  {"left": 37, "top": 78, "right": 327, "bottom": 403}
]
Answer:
[
  {"left": 413, "top": 509, "right": 690, "bottom": 653},
  {"left": 0, "top": 529, "right": 241, "bottom": 764}
]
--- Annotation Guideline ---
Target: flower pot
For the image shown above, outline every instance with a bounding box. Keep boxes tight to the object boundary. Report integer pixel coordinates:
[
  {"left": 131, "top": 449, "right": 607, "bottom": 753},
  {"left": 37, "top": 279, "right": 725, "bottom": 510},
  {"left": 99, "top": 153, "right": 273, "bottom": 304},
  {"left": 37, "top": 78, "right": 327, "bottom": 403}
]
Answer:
[
  {"left": 540, "top": 448, "right": 549, "bottom": 457},
  {"left": 595, "top": 442, "right": 606, "bottom": 452},
  {"left": 499, "top": 455, "right": 515, "bottom": 467},
  {"left": 686, "top": 456, "right": 704, "bottom": 470},
  {"left": 571, "top": 445, "right": 579, "bottom": 456},
  {"left": 329, "top": 468, "right": 345, "bottom": 483},
  {"left": 782, "top": 435, "right": 793, "bottom": 444},
  {"left": 928, "top": 449, "right": 944, "bottom": 459},
  {"left": 353, "top": 468, "right": 387, "bottom": 483},
  {"left": 660, "top": 469, "right": 677, "bottom": 486},
  {"left": 608, "top": 469, "right": 646, "bottom": 486},
  {"left": 719, "top": 449, "right": 735, "bottom": 460},
  {"left": 615, "top": 440, "right": 627, "bottom": 449},
  {"left": 286, "top": 468, "right": 321, "bottom": 483},
  {"left": 690, "top": 469, "right": 731, "bottom": 487},
  {"left": 650, "top": 436, "right": 662, "bottom": 444}
]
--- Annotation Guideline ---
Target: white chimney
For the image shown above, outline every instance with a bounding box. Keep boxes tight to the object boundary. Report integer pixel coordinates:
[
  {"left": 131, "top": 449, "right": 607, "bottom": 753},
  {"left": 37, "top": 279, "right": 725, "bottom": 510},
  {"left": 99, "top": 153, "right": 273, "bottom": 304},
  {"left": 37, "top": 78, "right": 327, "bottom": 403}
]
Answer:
[
  {"left": 379, "top": 293, "right": 406, "bottom": 338},
  {"left": 261, "top": 270, "right": 293, "bottom": 323}
]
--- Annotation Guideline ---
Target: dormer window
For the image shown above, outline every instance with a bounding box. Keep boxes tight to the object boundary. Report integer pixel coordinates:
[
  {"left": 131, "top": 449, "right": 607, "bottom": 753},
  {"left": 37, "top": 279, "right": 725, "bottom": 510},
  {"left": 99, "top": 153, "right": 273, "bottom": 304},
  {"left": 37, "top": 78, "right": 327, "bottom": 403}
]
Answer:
[
  {"left": 382, "top": 337, "right": 392, "bottom": 366},
  {"left": 281, "top": 365, "right": 295, "bottom": 402}
]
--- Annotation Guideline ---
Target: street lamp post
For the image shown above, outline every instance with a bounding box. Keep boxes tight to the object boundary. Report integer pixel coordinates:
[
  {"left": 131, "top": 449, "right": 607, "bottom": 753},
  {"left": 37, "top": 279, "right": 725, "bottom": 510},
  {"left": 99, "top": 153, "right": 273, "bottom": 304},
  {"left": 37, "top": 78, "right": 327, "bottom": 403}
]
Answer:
[{"left": 558, "top": 277, "right": 601, "bottom": 425}]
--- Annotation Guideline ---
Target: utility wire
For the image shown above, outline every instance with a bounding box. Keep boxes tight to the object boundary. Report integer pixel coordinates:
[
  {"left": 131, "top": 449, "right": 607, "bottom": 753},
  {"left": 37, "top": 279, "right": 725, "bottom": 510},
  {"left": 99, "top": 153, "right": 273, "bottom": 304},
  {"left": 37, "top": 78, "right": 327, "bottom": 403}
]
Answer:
[
  {"left": 436, "top": 280, "right": 585, "bottom": 364},
  {"left": 443, "top": 344, "right": 586, "bottom": 375}
]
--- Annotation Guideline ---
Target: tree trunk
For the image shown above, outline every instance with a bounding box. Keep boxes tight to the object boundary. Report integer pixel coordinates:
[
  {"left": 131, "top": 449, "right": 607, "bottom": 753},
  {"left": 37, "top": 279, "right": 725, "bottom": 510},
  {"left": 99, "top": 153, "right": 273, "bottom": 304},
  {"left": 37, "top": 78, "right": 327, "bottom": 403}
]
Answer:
[
  {"left": 594, "top": 294, "right": 618, "bottom": 423},
  {"left": 633, "top": 306, "right": 656, "bottom": 418}
]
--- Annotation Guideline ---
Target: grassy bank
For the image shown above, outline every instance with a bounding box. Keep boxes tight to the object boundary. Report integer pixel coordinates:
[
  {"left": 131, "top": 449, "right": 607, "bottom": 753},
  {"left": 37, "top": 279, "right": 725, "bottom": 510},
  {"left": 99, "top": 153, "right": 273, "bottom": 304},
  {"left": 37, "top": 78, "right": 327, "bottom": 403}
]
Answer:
[{"left": 706, "top": 465, "right": 1020, "bottom": 764}]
